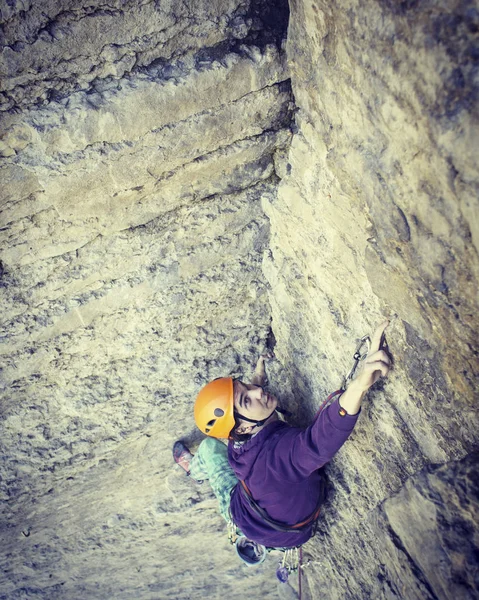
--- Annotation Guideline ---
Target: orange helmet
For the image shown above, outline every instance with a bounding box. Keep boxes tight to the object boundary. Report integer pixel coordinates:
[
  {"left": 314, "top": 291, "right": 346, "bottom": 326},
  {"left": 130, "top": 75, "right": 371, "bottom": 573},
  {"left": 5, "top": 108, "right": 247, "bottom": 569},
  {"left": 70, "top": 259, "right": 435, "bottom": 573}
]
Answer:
[{"left": 194, "top": 377, "right": 235, "bottom": 438}]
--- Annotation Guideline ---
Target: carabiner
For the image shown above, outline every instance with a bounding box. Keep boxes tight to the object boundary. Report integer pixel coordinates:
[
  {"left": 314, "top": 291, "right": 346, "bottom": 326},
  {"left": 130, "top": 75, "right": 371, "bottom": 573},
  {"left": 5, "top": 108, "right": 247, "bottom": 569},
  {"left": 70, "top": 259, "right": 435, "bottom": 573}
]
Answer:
[{"left": 341, "top": 335, "right": 371, "bottom": 389}]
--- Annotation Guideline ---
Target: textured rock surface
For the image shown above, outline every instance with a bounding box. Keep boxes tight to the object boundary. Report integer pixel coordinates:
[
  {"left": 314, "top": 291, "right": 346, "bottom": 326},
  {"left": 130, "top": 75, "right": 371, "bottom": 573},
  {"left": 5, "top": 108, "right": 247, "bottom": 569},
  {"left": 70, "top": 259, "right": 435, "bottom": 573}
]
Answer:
[
  {"left": 264, "top": 0, "right": 479, "bottom": 598},
  {"left": 0, "top": 0, "right": 288, "bottom": 111},
  {"left": 302, "top": 453, "right": 479, "bottom": 600},
  {"left": 1, "top": 0, "right": 479, "bottom": 599},
  {"left": 0, "top": 1, "right": 293, "bottom": 598}
]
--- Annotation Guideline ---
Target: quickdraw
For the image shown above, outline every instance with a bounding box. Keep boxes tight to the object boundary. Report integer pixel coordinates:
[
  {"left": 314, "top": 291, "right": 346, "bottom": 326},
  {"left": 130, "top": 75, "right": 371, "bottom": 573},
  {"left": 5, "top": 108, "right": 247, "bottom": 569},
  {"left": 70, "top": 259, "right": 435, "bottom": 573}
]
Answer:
[
  {"left": 227, "top": 519, "right": 239, "bottom": 545},
  {"left": 341, "top": 334, "right": 371, "bottom": 390},
  {"left": 276, "top": 546, "right": 301, "bottom": 582},
  {"left": 276, "top": 546, "right": 304, "bottom": 599}
]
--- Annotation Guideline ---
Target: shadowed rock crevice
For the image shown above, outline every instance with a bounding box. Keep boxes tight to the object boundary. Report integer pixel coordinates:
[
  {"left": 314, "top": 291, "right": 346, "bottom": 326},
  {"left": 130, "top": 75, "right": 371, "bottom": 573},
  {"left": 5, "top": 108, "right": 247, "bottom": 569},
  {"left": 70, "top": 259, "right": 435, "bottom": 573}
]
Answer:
[{"left": 0, "top": 0, "right": 290, "bottom": 111}]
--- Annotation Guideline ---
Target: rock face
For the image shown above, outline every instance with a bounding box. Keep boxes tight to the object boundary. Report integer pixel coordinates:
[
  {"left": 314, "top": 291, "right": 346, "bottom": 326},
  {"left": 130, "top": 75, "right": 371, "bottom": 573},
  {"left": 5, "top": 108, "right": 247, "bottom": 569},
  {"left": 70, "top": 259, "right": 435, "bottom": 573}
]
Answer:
[
  {"left": 1, "top": 0, "right": 478, "bottom": 599},
  {"left": 0, "top": 2, "right": 293, "bottom": 598},
  {"left": 266, "top": 1, "right": 479, "bottom": 598},
  {"left": 0, "top": 0, "right": 289, "bottom": 111}
]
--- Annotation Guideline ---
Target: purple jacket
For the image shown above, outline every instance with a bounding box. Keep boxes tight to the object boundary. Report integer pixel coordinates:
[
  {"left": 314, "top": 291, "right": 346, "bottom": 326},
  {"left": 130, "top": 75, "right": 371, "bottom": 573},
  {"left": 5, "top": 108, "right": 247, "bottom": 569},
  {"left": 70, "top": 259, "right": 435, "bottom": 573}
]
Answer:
[{"left": 228, "top": 397, "right": 359, "bottom": 548}]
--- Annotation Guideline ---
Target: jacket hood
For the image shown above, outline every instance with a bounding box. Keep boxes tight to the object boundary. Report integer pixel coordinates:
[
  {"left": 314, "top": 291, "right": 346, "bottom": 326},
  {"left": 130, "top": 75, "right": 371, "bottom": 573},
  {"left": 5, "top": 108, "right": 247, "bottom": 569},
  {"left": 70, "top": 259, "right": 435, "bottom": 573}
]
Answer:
[{"left": 228, "top": 420, "right": 287, "bottom": 480}]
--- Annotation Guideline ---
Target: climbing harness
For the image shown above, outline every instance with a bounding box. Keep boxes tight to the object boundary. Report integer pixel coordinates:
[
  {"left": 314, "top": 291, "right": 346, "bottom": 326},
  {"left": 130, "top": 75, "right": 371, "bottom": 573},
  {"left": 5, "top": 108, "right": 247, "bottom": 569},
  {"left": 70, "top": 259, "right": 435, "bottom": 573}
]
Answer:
[
  {"left": 235, "top": 478, "right": 325, "bottom": 597},
  {"left": 238, "top": 478, "right": 324, "bottom": 533}
]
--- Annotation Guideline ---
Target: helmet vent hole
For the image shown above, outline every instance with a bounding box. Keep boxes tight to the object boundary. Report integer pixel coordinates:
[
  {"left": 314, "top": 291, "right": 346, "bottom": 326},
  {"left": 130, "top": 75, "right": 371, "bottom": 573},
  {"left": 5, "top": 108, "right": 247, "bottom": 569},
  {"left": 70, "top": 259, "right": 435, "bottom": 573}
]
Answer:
[
  {"left": 214, "top": 408, "right": 224, "bottom": 417},
  {"left": 207, "top": 419, "right": 216, "bottom": 428}
]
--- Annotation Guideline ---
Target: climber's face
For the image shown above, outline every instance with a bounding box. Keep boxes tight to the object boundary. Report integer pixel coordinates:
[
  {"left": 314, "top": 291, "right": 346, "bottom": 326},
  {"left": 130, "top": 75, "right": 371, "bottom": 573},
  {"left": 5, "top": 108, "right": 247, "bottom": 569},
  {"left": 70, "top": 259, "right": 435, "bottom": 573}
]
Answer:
[{"left": 233, "top": 380, "right": 278, "bottom": 431}]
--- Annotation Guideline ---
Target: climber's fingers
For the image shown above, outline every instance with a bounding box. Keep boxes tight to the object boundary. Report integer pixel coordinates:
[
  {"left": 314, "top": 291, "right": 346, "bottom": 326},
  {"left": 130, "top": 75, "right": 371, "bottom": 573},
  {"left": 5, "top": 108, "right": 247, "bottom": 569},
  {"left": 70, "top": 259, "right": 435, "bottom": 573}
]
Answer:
[
  {"left": 365, "top": 349, "right": 391, "bottom": 367},
  {"left": 364, "top": 352, "right": 391, "bottom": 383},
  {"left": 252, "top": 351, "right": 274, "bottom": 387},
  {"left": 369, "top": 320, "right": 389, "bottom": 355},
  {"left": 356, "top": 349, "right": 391, "bottom": 388}
]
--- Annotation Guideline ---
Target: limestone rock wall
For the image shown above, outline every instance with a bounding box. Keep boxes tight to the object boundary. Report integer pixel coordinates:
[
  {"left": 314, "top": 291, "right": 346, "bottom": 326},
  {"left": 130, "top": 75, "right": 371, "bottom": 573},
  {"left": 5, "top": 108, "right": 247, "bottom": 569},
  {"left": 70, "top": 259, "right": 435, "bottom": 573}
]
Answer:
[
  {"left": 0, "top": 0, "right": 287, "bottom": 111},
  {"left": 0, "top": 1, "right": 293, "bottom": 598},
  {"left": 263, "top": 1, "right": 479, "bottom": 598},
  {"left": 1, "top": 0, "right": 479, "bottom": 599}
]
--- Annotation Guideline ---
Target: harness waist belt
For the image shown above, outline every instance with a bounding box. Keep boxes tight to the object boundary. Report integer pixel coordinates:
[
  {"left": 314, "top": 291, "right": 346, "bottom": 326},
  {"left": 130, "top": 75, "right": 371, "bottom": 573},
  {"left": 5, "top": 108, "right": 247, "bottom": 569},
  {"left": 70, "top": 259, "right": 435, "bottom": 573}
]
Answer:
[{"left": 238, "top": 477, "right": 325, "bottom": 534}]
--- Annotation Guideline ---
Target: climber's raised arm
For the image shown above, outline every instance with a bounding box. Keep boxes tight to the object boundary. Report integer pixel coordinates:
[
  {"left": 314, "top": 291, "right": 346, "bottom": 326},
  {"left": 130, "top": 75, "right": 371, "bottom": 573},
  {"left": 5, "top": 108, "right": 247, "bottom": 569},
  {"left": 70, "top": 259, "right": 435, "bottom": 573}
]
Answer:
[{"left": 271, "top": 320, "right": 392, "bottom": 478}]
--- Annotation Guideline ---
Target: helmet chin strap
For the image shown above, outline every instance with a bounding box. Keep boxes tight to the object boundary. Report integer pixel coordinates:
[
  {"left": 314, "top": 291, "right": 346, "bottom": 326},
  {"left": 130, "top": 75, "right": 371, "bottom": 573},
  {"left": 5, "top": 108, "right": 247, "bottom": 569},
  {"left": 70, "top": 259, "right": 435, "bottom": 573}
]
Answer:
[{"left": 234, "top": 407, "right": 277, "bottom": 429}]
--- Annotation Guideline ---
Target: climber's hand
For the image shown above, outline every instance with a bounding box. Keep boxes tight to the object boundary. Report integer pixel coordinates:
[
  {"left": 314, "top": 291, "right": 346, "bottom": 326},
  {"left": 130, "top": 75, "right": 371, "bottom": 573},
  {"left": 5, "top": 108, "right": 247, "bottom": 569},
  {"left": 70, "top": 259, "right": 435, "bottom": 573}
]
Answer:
[
  {"left": 354, "top": 321, "right": 391, "bottom": 391},
  {"left": 338, "top": 321, "right": 391, "bottom": 415},
  {"left": 251, "top": 352, "right": 274, "bottom": 387}
]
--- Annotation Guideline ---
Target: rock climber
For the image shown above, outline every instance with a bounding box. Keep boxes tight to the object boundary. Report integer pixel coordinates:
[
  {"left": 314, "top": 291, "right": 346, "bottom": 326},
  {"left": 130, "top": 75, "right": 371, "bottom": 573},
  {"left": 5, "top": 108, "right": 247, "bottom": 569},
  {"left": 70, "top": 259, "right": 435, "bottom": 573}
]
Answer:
[{"left": 173, "top": 320, "right": 391, "bottom": 566}]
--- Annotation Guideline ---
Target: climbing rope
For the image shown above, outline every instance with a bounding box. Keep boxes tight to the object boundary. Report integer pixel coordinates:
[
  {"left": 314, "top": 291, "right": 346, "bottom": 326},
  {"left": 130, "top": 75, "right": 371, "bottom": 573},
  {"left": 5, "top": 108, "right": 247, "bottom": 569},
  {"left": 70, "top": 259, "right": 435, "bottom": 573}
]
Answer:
[{"left": 299, "top": 547, "right": 303, "bottom": 599}]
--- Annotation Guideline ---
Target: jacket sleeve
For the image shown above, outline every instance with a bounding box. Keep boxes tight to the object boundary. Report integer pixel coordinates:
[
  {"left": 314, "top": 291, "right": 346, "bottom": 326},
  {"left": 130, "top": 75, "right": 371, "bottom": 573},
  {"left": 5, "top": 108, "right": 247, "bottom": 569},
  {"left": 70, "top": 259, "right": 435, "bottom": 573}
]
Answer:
[{"left": 273, "top": 397, "right": 360, "bottom": 480}]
